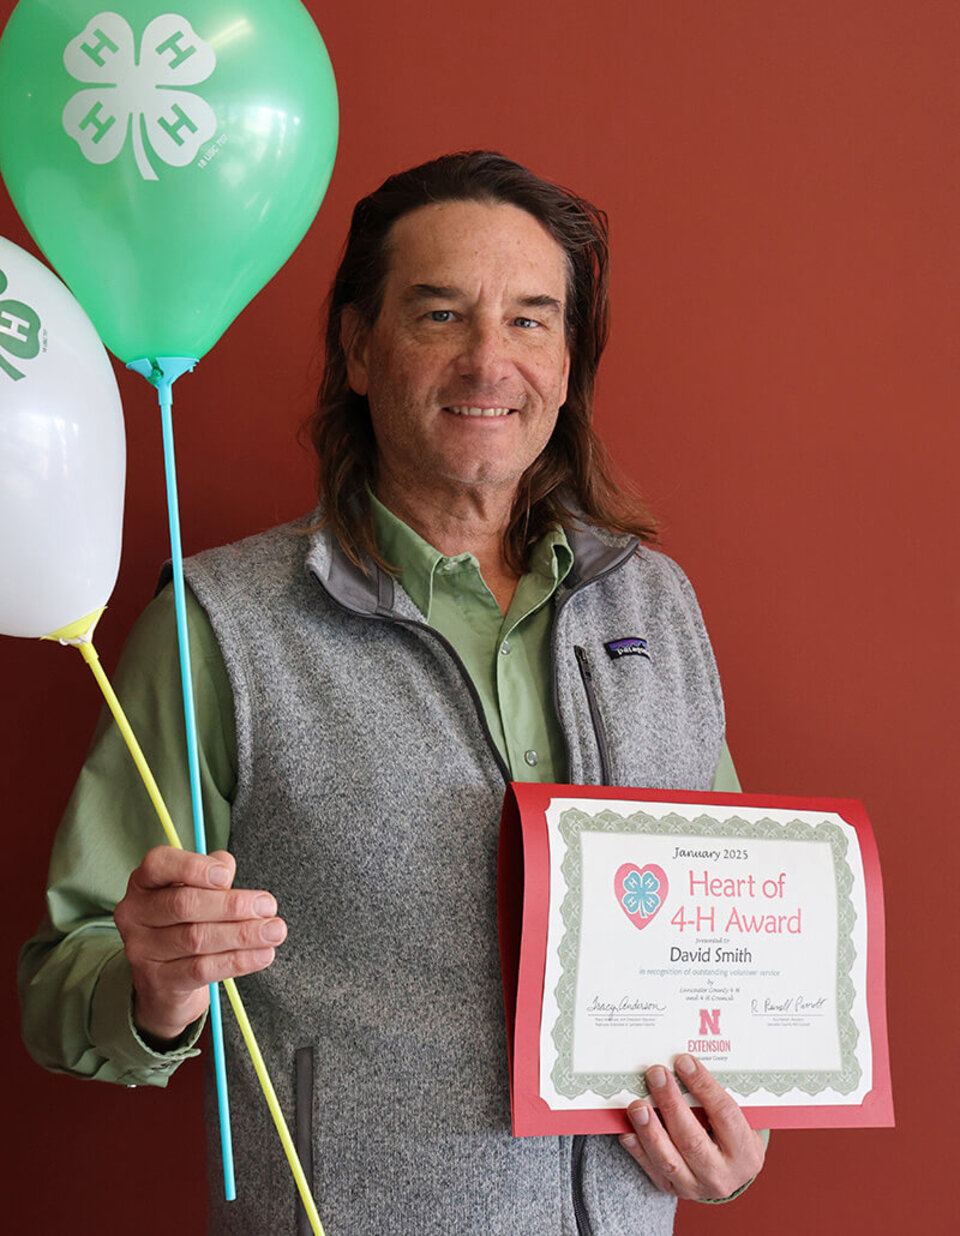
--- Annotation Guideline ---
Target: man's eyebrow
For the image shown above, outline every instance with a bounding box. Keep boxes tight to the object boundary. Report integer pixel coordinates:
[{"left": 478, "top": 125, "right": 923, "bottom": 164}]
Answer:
[
  {"left": 402, "top": 285, "right": 563, "bottom": 313},
  {"left": 404, "top": 283, "right": 464, "bottom": 302},
  {"left": 516, "top": 294, "right": 563, "bottom": 314}
]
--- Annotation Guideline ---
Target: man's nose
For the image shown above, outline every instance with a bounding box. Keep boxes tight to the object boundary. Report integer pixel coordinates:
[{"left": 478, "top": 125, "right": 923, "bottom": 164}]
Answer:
[{"left": 455, "top": 319, "right": 513, "bottom": 384}]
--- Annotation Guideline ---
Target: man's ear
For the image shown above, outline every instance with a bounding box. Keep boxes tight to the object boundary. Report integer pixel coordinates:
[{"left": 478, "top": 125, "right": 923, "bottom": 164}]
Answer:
[{"left": 340, "top": 305, "right": 369, "bottom": 396}]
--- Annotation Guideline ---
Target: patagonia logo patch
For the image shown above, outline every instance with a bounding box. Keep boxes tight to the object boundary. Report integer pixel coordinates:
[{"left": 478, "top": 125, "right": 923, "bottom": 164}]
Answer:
[{"left": 604, "top": 637, "right": 650, "bottom": 660}]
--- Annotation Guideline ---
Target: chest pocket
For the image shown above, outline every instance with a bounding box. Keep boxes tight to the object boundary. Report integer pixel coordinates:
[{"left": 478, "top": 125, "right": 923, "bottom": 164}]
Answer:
[{"left": 562, "top": 629, "right": 723, "bottom": 791}]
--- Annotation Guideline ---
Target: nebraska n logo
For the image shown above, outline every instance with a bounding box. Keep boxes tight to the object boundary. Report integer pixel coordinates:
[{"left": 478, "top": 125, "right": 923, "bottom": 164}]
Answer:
[
  {"left": 62, "top": 13, "right": 218, "bottom": 181},
  {"left": 698, "top": 1008, "right": 721, "bottom": 1036},
  {"left": 0, "top": 269, "right": 42, "bottom": 381}
]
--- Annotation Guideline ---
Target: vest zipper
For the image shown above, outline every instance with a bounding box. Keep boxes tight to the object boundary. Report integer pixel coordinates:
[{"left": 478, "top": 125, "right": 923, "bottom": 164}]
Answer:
[
  {"left": 343, "top": 607, "right": 512, "bottom": 784},
  {"left": 315, "top": 577, "right": 512, "bottom": 783},
  {"left": 571, "top": 1135, "right": 593, "bottom": 1235},
  {"left": 574, "top": 645, "right": 612, "bottom": 784},
  {"left": 399, "top": 619, "right": 513, "bottom": 783},
  {"left": 550, "top": 540, "right": 637, "bottom": 787}
]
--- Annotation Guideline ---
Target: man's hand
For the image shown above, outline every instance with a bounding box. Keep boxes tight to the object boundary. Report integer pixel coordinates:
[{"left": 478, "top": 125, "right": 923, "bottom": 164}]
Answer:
[
  {"left": 619, "top": 1054, "right": 765, "bottom": 1200},
  {"left": 114, "top": 846, "right": 287, "bottom": 1044}
]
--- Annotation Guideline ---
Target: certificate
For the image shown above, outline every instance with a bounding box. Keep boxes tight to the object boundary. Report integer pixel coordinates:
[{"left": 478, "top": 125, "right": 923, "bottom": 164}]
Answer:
[{"left": 498, "top": 784, "right": 894, "bottom": 1134}]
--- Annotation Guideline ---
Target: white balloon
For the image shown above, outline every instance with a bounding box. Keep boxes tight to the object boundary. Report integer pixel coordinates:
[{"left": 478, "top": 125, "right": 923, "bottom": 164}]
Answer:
[{"left": 0, "top": 236, "right": 124, "bottom": 638}]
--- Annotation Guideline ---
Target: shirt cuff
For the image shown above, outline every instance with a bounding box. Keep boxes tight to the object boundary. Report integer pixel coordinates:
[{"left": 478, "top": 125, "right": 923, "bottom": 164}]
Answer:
[{"left": 90, "top": 947, "right": 205, "bottom": 1084}]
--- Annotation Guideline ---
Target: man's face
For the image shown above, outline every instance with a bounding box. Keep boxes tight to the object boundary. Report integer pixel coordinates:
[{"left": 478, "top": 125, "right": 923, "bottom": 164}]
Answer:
[{"left": 344, "top": 199, "right": 571, "bottom": 501}]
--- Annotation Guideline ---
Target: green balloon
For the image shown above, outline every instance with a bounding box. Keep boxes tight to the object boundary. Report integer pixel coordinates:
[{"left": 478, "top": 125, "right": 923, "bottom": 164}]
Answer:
[{"left": 0, "top": 0, "right": 338, "bottom": 362}]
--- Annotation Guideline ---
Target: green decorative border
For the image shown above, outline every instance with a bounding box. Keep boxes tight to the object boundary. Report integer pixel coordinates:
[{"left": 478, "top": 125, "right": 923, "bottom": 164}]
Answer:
[{"left": 549, "top": 809, "right": 862, "bottom": 1101}]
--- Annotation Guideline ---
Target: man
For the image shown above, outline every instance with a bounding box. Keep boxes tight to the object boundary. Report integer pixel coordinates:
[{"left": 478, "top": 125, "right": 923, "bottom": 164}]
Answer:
[{"left": 20, "top": 151, "right": 764, "bottom": 1233}]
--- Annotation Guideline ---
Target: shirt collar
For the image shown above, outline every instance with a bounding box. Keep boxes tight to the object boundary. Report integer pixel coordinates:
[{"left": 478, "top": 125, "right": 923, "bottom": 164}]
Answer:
[{"left": 369, "top": 491, "right": 573, "bottom": 622}]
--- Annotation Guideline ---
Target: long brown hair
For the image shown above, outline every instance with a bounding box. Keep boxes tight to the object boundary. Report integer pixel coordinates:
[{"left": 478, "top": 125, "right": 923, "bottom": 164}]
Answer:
[{"left": 305, "top": 150, "right": 657, "bottom": 572}]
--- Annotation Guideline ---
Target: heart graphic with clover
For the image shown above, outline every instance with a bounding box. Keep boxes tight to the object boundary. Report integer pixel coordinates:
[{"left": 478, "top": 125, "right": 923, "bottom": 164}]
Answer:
[
  {"left": 62, "top": 12, "right": 218, "bottom": 182},
  {"left": 614, "top": 863, "right": 668, "bottom": 930}
]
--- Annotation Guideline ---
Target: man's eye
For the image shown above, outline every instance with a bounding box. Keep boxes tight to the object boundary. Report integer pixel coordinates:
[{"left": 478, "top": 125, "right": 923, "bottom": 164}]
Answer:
[
  {"left": 427, "top": 309, "right": 454, "bottom": 322},
  {"left": 514, "top": 316, "right": 539, "bottom": 329}
]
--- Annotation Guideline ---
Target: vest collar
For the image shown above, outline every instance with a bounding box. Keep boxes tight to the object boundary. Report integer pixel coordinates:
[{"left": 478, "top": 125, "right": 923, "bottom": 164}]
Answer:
[{"left": 305, "top": 514, "right": 639, "bottom": 620}]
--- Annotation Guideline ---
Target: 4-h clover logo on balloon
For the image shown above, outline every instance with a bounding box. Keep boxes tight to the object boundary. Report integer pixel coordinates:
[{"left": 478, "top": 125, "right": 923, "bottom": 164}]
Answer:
[
  {"left": 0, "top": 268, "right": 42, "bottom": 381},
  {"left": 61, "top": 12, "right": 218, "bottom": 182},
  {"left": 614, "top": 863, "right": 668, "bottom": 930}
]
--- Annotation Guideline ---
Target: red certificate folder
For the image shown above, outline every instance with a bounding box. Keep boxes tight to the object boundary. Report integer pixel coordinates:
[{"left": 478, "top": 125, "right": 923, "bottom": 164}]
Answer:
[{"left": 498, "top": 783, "right": 894, "bottom": 1134}]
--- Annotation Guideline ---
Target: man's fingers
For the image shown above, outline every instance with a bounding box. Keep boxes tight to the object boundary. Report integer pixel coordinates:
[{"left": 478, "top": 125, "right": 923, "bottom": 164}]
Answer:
[
  {"left": 672, "top": 1055, "right": 764, "bottom": 1169},
  {"left": 119, "top": 846, "right": 278, "bottom": 930},
  {"left": 644, "top": 1062, "right": 719, "bottom": 1174},
  {"left": 152, "top": 945, "right": 279, "bottom": 990},
  {"left": 135, "top": 948, "right": 279, "bottom": 1029},
  {"left": 620, "top": 1057, "right": 765, "bottom": 1199},
  {"left": 128, "top": 884, "right": 278, "bottom": 929},
  {"left": 639, "top": 1064, "right": 721, "bottom": 1184},
  {"left": 618, "top": 1108, "right": 665, "bottom": 1188},
  {"left": 620, "top": 1101, "right": 699, "bottom": 1197},
  {"left": 124, "top": 914, "right": 287, "bottom": 964},
  {"left": 117, "top": 846, "right": 286, "bottom": 1040},
  {"left": 131, "top": 845, "right": 236, "bottom": 892}
]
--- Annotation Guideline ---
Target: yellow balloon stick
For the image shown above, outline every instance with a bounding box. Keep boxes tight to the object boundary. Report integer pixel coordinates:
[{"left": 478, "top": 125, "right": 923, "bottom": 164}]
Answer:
[
  {"left": 75, "top": 638, "right": 184, "bottom": 849},
  {"left": 45, "top": 611, "right": 326, "bottom": 1236}
]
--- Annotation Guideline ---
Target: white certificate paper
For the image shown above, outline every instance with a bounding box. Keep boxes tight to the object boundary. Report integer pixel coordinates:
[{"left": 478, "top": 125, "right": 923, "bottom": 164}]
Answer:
[{"left": 498, "top": 785, "right": 893, "bottom": 1134}]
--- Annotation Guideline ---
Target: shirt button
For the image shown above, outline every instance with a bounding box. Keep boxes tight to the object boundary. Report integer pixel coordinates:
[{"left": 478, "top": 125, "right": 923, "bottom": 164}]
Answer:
[
  {"left": 524, "top": 749, "right": 539, "bottom": 766},
  {"left": 500, "top": 640, "right": 511, "bottom": 655}
]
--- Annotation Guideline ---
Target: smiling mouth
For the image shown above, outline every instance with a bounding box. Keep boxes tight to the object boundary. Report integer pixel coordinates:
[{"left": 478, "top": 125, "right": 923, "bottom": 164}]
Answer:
[{"left": 444, "top": 405, "right": 516, "bottom": 418}]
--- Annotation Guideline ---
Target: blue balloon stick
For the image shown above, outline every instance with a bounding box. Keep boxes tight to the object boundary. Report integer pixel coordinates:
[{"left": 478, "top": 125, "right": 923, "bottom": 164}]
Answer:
[{"left": 129, "top": 356, "right": 236, "bottom": 1202}]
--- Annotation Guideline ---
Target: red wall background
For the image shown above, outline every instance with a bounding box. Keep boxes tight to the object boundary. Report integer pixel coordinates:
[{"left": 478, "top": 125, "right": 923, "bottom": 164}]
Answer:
[{"left": 2, "top": 1, "right": 957, "bottom": 1231}]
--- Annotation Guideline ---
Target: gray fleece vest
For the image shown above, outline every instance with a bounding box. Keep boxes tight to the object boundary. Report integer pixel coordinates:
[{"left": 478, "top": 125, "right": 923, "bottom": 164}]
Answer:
[{"left": 184, "top": 516, "right": 724, "bottom": 1236}]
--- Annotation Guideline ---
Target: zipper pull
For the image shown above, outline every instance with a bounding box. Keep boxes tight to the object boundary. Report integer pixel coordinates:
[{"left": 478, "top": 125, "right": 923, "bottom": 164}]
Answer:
[{"left": 574, "top": 644, "right": 591, "bottom": 679}]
